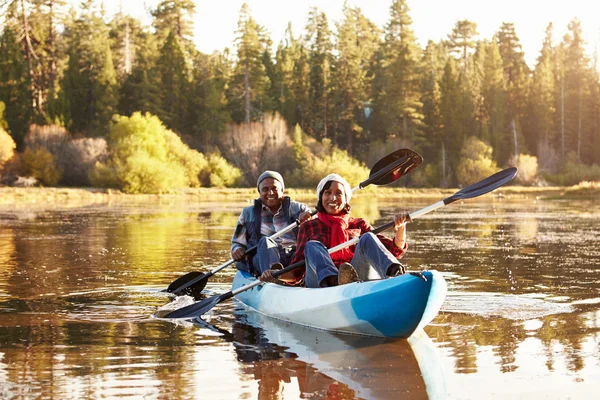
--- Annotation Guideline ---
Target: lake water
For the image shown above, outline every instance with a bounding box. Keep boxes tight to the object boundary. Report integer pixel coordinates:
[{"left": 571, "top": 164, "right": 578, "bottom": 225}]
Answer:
[{"left": 0, "top": 194, "right": 598, "bottom": 399}]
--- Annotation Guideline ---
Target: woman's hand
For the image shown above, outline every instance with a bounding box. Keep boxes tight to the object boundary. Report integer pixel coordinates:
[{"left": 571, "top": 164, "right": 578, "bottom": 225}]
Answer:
[
  {"left": 298, "top": 211, "right": 312, "bottom": 224},
  {"left": 259, "top": 270, "right": 276, "bottom": 282},
  {"left": 393, "top": 212, "right": 412, "bottom": 230}
]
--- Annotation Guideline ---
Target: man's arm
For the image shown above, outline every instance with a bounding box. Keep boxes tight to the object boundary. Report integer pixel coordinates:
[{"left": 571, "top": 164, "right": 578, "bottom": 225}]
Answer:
[{"left": 231, "top": 212, "right": 248, "bottom": 261}]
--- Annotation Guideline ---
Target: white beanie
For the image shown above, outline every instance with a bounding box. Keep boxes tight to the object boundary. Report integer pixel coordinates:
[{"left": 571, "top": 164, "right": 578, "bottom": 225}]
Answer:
[{"left": 316, "top": 174, "right": 352, "bottom": 203}]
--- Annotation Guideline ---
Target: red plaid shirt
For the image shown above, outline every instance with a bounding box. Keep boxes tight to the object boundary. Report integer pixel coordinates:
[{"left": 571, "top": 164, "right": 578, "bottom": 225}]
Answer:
[{"left": 289, "top": 216, "right": 407, "bottom": 281}]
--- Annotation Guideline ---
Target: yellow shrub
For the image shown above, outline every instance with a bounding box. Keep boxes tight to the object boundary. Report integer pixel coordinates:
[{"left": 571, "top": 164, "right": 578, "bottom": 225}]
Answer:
[
  {"left": 0, "top": 127, "right": 16, "bottom": 169},
  {"left": 456, "top": 137, "right": 498, "bottom": 186},
  {"left": 118, "top": 152, "right": 188, "bottom": 194},
  {"left": 20, "top": 147, "right": 63, "bottom": 186},
  {"left": 509, "top": 154, "right": 538, "bottom": 185}
]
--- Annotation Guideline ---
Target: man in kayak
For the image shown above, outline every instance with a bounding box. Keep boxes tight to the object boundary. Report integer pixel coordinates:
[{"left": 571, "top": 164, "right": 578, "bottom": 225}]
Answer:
[
  {"left": 231, "top": 170, "right": 311, "bottom": 281},
  {"left": 290, "top": 173, "right": 410, "bottom": 288}
]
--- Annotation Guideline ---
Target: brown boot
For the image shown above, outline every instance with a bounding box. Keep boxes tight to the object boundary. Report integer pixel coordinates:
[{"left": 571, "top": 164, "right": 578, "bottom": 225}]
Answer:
[{"left": 338, "top": 263, "right": 359, "bottom": 285}]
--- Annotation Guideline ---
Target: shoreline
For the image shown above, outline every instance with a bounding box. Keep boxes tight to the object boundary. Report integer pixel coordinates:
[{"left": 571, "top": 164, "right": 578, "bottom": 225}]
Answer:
[{"left": 0, "top": 185, "right": 594, "bottom": 207}]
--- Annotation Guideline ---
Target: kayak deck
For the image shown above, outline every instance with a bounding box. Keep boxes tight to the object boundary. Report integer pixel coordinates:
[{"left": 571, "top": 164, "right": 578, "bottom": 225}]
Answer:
[{"left": 232, "top": 270, "right": 447, "bottom": 338}]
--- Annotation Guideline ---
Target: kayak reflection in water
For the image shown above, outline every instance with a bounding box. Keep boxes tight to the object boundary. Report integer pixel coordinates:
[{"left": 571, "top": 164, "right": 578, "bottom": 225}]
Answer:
[
  {"left": 287, "top": 173, "right": 411, "bottom": 288},
  {"left": 196, "top": 309, "right": 445, "bottom": 399}
]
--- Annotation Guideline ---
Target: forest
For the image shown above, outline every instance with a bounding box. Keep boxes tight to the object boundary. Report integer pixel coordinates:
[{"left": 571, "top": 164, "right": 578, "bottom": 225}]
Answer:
[{"left": 1, "top": 0, "right": 599, "bottom": 193}]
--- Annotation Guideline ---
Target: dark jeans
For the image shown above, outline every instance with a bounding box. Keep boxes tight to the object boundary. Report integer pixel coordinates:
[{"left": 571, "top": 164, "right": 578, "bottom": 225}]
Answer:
[
  {"left": 304, "top": 232, "right": 398, "bottom": 288},
  {"left": 252, "top": 236, "right": 294, "bottom": 276}
]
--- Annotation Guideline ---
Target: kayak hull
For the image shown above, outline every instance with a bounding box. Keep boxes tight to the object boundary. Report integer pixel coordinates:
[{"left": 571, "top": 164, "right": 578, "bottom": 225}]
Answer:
[{"left": 231, "top": 270, "right": 447, "bottom": 338}]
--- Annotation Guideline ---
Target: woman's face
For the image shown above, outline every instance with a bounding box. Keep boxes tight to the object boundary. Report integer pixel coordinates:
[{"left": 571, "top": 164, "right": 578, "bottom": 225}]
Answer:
[{"left": 321, "top": 181, "right": 346, "bottom": 215}]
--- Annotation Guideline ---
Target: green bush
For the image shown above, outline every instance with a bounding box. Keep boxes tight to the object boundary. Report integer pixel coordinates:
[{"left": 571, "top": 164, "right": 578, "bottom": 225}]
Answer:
[
  {"left": 203, "top": 153, "right": 243, "bottom": 188},
  {"left": 163, "top": 128, "right": 208, "bottom": 187},
  {"left": 288, "top": 144, "right": 370, "bottom": 188},
  {"left": 118, "top": 152, "right": 188, "bottom": 194},
  {"left": 456, "top": 137, "right": 498, "bottom": 186},
  {"left": 92, "top": 112, "right": 242, "bottom": 193},
  {"left": 20, "top": 147, "right": 63, "bottom": 186}
]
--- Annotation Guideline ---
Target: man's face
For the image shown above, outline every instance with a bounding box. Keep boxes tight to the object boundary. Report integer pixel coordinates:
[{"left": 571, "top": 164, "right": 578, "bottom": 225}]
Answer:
[{"left": 259, "top": 178, "right": 284, "bottom": 210}]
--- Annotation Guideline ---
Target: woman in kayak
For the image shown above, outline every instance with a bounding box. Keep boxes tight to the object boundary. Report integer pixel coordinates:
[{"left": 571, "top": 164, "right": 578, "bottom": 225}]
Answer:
[{"left": 289, "top": 173, "right": 411, "bottom": 288}]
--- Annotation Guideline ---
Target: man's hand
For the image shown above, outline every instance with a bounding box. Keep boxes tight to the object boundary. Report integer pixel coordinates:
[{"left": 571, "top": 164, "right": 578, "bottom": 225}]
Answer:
[{"left": 231, "top": 247, "right": 246, "bottom": 261}]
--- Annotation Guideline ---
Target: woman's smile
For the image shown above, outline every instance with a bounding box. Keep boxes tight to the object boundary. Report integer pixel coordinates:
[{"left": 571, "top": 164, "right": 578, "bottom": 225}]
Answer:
[{"left": 322, "top": 182, "right": 346, "bottom": 214}]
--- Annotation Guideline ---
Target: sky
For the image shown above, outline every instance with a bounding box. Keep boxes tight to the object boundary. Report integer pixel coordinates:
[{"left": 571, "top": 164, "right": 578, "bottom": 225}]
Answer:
[{"left": 100, "top": 0, "right": 600, "bottom": 69}]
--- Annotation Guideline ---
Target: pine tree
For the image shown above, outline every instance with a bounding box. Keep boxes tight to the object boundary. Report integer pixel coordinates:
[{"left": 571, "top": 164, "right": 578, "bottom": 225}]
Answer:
[
  {"left": 151, "top": 0, "right": 196, "bottom": 43},
  {"left": 188, "top": 50, "right": 232, "bottom": 149},
  {"left": 156, "top": 31, "right": 190, "bottom": 133},
  {"left": 420, "top": 40, "right": 446, "bottom": 167},
  {"left": 529, "top": 23, "right": 556, "bottom": 159},
  {"left": 439, "top": 58, "right": 461, "bottom": 186},
  {"left": 0, "top": 26, "right": 32, "bottom": 145},
  {"left": 272, "top": 24, "right": 297, "bottom": 125},
  {"left": 371, "top": 0, "right": 423, "bottom": 145},
  {"left": 332, "top": 4, "right": 380, "bottom": 153},
  {"left": 481, "top": 37, "right": 508, "bottom": 163},
  {"left": 497, "top": 22, "right": 530, "bottom": 161},
  {"left": 561, "top": 18, "right": 591, "bottom": 162},
  {"left": 447, "top": 20, "right": 478, "bottom": 68},
  {"left": 305, "top": 8, "right": 333, "bottom": 141},
  {"left": 227, "top": 3, "right": 271, "bottom": 123},
  {"left": 61, "top": 0, "right": 118, "bottom": 136}
]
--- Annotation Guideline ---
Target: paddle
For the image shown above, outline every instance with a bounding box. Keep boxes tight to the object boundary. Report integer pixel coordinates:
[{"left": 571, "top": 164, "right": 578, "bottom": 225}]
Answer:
[
  {"left": 158, "top": 167, "right": 517, "bottom": 320},
  {"left": 164, "top": 148, "right": 423, "bottom": 297}
]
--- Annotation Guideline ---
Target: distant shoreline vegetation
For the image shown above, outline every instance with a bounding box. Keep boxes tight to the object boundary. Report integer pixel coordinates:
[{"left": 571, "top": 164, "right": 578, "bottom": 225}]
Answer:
[{"left": 0, "top": 184, "right": 597, "bottom": 206}]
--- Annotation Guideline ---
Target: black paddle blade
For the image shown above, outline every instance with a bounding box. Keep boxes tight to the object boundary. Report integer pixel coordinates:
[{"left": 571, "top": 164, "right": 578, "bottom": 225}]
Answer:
[
  {"left": 445, "top": 167, "right": 517, "bottom": 205},
  {"left": 159, "top": 292, "right": 233, "bottom": 319},
  {"left": 165, "top": 271, "right": 208, "bottom": 295},
  {"left": 368, "top": 149, "right": 423, "bottom": 186}
]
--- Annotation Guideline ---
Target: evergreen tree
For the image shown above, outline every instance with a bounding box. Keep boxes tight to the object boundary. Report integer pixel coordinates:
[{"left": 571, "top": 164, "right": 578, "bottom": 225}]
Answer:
[
  {"left": 0, "top": 26, "right": 32, "bottom": 145},
  {"left": 188, "top": 50, "right": 232, "bottom": 149},
  {"left": 156, "top": 31, "right": 190, "bottom": 133},
  {"left": 497, "top": 22, "right": 529, "bottom": 161},
  {"left": 117, "top": 33, "right": 162, "bottom": 118},
  {"left": 529, "top": 23, "right": 556, "bottom": 157},
  {"left": 447, "top": 20, "right": 478, "bottom": 68},
  {"left": 151, "top": 0, "right": 196, "bottom": 42},
  {"left": 227, "top": 3, "right": 271, "bottom": 123},
  {"left": 332, "top": 5, "right": 380, "bottom": 153},
  {"left": 272, "top": 24, "right": 298, "bottom": 125},
  {"left": 420, "top": 40, "right": 445, "bottom": 167},
  {"left": 372, "top": 0, "right": 423, "bottom": 145},
  {"left": 561, "top": 18, "right": 591, "bottom": 162},
  {"left": 481, "top": 37, "right": 508, "bottom": 162},
  {"left": 305, "top": 8, "right": 334, "bottom": 141},
  {"left": 438, "top": 58, "right": 461, "bottom": 186},
  {"left": 61, "top": 0, "right": 118, "bottom": 136}
]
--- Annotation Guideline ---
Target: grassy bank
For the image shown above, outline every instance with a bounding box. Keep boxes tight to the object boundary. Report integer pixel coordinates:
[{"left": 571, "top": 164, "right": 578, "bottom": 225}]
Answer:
[{"left": 1, "top": 184, "right": 597, "bottom": 207}]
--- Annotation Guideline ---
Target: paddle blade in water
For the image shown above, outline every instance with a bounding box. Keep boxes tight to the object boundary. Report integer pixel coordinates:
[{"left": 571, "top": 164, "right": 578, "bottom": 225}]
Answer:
[
  {"left": 165, "top": 271, "right": 205, "bottom": 293},
  {"left": 160, "top": 292, "right": 233, "bottom": 319}
]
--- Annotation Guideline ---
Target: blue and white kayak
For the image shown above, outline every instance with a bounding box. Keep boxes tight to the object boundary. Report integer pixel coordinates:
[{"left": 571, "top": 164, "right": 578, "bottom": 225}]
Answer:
[{"left": 232, "top": 269, "right": 447, "bottom": 339}]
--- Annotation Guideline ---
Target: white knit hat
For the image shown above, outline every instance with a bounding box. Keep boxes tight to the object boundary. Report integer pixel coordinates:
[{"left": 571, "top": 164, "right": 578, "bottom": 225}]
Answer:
[{"left": 316, "top": 174, "right": 352, "bottom": 203}]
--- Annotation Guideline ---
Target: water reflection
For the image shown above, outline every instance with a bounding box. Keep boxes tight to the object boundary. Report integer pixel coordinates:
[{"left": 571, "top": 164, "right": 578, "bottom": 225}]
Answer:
[
  {"left": 196, "top": 306, "right": 446, "bottom": 400},
  {"left": 0, "top": 197, "right": 598, "bottom": 398}
]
